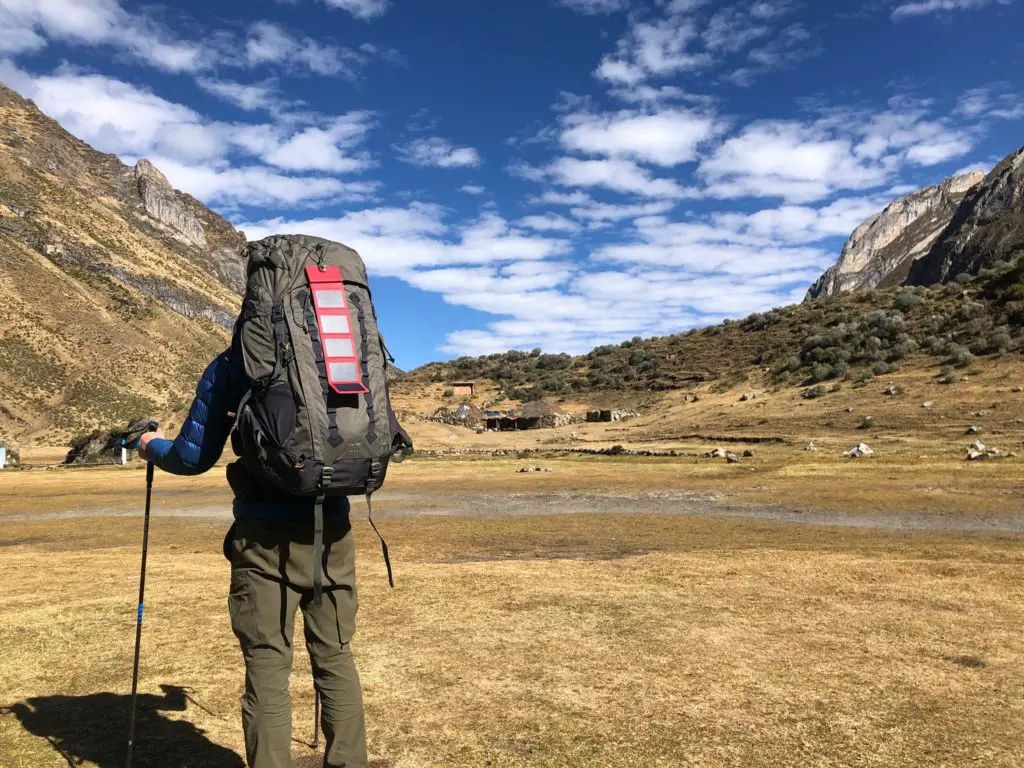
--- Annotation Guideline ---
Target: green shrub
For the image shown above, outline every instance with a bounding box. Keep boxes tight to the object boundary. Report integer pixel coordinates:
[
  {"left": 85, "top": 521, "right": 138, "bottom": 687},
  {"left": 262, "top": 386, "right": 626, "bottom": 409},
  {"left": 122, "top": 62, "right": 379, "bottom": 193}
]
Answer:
[
  {"left": 803, "top": 385, "right": 827, "bottom": 400},
  {"left": 894, "top": 291, "right": 924, "bottom": 312},
  {"left": 949, "top": 346, "right": 975, "bottom": 368},
  {"left": 811, "top": 364, "right": 834, "bottom": 382},
  {"left": 989, "top": 332, "right": 1013, "bottom": 353}
]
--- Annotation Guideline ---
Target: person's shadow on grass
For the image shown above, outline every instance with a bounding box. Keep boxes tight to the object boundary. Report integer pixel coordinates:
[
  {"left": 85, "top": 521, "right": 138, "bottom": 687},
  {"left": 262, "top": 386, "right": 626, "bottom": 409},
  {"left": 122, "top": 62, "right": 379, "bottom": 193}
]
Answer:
[{"left": 2, "top": 683, "right": 244, "bottom": 767}]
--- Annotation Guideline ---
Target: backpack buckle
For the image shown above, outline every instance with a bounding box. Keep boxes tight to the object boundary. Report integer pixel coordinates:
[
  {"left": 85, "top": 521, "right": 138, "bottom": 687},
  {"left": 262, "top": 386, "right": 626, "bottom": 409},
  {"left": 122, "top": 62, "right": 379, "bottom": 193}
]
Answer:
[
  {"left": 270, "top": 303, "right": 285, "bottom": 323},
  {"left": 319, "top": 466, "right": 334, "bottom": 489}
]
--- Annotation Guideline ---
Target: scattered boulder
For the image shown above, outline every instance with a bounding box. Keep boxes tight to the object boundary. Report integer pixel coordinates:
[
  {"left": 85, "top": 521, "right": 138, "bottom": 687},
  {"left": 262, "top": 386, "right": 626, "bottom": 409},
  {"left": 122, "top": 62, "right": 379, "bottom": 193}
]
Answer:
[
  {"left": 847, "top": 443, "right": 875, "bottom": 458},
  {"left": 739, "top": 393, "right": 757, "bottom": 402},
  {"left": 517, "top": 467, "right": 552, "bottom": 473},
  {"left": 966, "top": 425, "right": 982, "bottom": 435},
  {"left": 805, "top": 442, "right": 818, "bottom": 452},
  {"left": 845, "top": 407, "right": 855, "bottom": 413},
  {"left": 922, "top": 401, "right": 934, "bottom": 409},
  {"left": 703, "top": 448, "right": 728, "bottom": 459},
  {"left": 966, "top": 440, "right": 1001, "bottom": 461},
  {"left": 884, "top": 385, "right": 902, "bottom": 396},
  {"left": 973, "top": 410, "right": 989, "bottom": 418},
  {"left": 742, "top": 450, "right": 755, "bottom": 458},
  {"left": 1013, "top": 387, "right": 1024, "bottom": 393}
]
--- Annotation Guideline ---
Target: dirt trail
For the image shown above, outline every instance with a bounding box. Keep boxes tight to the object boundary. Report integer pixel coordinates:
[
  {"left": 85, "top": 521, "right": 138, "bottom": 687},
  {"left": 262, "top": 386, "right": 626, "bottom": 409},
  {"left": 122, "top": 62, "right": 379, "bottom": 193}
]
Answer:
[{"left": 4, "top": 488, "right": 1022, "bottom": 534}]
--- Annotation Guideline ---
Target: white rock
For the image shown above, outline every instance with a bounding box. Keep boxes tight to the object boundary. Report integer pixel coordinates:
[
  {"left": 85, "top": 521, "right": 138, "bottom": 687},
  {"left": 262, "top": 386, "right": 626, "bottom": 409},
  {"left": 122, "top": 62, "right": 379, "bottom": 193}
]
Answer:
[{"left": 847, "top": 443, "right": 875, "bottom": 458}]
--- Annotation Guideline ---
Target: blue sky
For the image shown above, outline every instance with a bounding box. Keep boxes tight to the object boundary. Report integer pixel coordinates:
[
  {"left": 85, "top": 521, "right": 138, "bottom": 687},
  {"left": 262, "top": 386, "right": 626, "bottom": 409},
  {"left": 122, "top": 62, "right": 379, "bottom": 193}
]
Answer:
[{"left": 1, "top": 0, "right": 1022, "bottom": 368}]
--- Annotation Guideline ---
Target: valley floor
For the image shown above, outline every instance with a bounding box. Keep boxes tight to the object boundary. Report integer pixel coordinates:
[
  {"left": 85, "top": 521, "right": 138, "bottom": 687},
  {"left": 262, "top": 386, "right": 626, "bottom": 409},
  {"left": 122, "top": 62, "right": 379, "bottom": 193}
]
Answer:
[{"left": 0, "top": 456, "right": 1022, "bottom": 767}]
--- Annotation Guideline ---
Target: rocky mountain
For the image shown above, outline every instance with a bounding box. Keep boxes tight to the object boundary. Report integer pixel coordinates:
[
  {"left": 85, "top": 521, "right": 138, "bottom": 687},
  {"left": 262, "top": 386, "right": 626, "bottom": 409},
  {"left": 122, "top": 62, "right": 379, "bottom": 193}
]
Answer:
[
  {"left": 0, "top": 81, "right": 246, "bottom": 443},
  {"left": 806, "top": 171, "right": 984, "bottom": 301},
  {"left": 906, "top": 147, "right": 1024, "bottom": 286}
]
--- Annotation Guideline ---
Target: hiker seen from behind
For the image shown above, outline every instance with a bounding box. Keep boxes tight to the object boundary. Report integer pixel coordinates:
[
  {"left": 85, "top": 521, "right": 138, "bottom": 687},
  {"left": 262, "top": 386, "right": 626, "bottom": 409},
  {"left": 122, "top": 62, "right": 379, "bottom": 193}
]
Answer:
[{"left": 139, "top": 235, "right": 412, "bottom": 768}]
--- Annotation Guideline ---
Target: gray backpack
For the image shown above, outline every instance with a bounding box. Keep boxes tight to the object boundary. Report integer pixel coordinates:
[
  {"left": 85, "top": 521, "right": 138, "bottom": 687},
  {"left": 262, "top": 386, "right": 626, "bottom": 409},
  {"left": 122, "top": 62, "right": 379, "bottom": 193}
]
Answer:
[{"left": 233, "top": 234, "right": 412, "bottom": 598}]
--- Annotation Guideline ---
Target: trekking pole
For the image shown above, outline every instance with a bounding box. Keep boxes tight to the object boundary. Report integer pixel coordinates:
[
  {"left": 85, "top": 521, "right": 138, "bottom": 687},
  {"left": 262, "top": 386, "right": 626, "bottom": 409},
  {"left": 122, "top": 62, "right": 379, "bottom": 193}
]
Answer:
[{"left": 119, "top": 421, "right": 159, "bottom": 768}]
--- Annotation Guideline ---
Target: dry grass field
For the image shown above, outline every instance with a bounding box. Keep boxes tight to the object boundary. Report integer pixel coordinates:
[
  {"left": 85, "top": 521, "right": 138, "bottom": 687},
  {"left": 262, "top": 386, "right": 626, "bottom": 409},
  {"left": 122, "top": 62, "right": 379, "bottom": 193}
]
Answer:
[{"left": 1, "top": 448, "right": 1022, "bottom": 768}]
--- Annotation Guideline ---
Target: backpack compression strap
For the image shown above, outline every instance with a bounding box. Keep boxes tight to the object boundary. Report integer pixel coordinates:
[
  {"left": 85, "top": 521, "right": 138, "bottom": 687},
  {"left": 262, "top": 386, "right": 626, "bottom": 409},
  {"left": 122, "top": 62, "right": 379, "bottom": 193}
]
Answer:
[
  {"left": 312, "top": 466, "right": 332, "bottom": 606},
  {"left": 365, "top": 492, "right": 394, "bottom": 589}
]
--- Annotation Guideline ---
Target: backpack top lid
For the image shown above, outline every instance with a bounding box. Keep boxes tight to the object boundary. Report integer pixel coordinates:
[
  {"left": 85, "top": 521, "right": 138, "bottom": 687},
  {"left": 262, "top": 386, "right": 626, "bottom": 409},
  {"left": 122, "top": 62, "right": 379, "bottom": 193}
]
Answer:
[{"left": 243, "top": 235, "right": 370, "bottom": 288}]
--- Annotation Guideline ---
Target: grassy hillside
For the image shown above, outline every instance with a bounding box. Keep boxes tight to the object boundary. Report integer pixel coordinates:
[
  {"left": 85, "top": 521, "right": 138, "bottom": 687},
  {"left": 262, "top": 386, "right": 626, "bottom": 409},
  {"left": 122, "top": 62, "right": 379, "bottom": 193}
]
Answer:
[
  {"left": 0, "top": 84, "right": 243, "bottom": 445},
  {"left": 399, "top": 258, "right": 1024, "bottom": 409}
]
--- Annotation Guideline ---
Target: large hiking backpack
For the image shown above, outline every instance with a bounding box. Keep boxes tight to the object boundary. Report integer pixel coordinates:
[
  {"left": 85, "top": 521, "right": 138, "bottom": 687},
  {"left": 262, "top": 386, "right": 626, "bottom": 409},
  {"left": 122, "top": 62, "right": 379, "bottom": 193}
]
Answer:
[{"left": 232, "top": 234, "right": 413, "bottom": 599}]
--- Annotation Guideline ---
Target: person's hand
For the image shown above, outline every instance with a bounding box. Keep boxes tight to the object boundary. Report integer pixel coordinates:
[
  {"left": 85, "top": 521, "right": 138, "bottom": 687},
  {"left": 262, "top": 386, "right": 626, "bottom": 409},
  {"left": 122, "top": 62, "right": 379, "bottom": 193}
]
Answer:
[{"left": 137, "top": 429, "right": 165, "bottom": 462}]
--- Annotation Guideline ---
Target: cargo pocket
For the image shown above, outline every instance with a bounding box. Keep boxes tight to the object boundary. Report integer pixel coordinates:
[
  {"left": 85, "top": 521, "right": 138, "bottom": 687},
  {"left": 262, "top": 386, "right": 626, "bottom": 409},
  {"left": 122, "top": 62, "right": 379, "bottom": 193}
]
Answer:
[{"left": 227, "top": 568, "right": 263, "bottom": 648}]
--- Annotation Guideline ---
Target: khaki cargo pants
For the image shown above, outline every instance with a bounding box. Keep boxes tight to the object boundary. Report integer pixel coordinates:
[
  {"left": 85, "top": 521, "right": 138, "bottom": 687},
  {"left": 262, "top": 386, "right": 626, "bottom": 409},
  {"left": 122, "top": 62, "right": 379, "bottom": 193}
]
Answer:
[{"left": 227, "top": 516, "right": 367, "bottom": 768}]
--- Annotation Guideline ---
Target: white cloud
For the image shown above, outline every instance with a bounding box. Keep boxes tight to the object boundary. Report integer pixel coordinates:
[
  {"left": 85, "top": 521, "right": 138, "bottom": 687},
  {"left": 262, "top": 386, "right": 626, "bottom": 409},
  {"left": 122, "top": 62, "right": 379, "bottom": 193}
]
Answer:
[
  {"left": 892, "top": 0, "right": 1015, "bottom": 19},
  {"left": 241, "top": 206, "right": 570, "bottom": 276},
  {"left": 5, "top": 66, "right": 206, "bottom": 158},
  {"left": 559, "top": 107, "right": 721, "bottom": 166},
  {"left": 243, "top": 21, "right": 369, "bottom": 79},
  {"left": 703, "top": 7, "right": 770, "bottom": 52},
  {"left": 0, "top": 1, "right": 388, "bottom": 79},
  {"left": 397, "top": 137, "right": 482, "bottom": 168},
  {"left": 699, "top": 105, "right": 977, "bottom": 202},
  {"left": 196, "top": 78, "right": 286, "bottom": 112},
  {"left": 597, "top": 17, "right": 711, "bottom": 86},
  {"left": 260, "top": 114, "right": 375, "bottom": 172},
  {"left": 726, "top": 24, "right": 818, "bottom": 86},
  {"left": 0, "top": 18, "right": 46, "bottom": 55},
  {"left": 523, "top": 156, "right": 697, "bottom": 198},
  {"left": 516, "top": 213, "right": 582, "bottom": 233},
  {"left": 322, "top": 0, "right": 391, "bottom": 19},
  {"left": 553, "top": 0, "right": 629, "bottom": 13},
  {"left": 460, "top": 184, "right": 486, "bottom": 195},
  {"left": 956, "top": 85, "right": 1024, "bottom": 120},
  {"left": 0, "top": 0, "right": 205, "bottom": 72},
  {"left": 1, "top": 62, "right": 383, "bottom": 209},
  {"left": 154, "top": 157, "right": 379, "bottom": 207}
]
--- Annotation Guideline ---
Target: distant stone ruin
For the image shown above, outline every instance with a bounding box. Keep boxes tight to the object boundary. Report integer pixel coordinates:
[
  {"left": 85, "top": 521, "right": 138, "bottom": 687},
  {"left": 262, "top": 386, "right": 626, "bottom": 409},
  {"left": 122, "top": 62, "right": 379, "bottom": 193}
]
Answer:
[
  {"left": 483, "top": 401, "right": 580, "bottom": 431},
  {"left": 586, "top": 409, "right": 639, "bottom": 423},
  {"left": 430, "top": 402, "right": 484, "bottom": 428}
]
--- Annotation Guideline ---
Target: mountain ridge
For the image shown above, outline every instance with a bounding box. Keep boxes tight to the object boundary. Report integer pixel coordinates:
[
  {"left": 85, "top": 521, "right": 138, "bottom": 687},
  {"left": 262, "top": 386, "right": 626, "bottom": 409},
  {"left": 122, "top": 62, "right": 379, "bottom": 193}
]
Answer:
[
  {"left": 805, "top": 171, "right": 984, "bottom": 301},
  {"left": 0, "top": 81, "right": 245, "bottom": 443}
]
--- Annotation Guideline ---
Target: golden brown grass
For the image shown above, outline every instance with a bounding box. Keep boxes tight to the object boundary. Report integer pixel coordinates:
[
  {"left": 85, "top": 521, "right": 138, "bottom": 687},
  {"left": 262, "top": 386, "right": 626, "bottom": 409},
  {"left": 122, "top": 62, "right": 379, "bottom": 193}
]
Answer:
[{"left": 1, "top": 458, "right": 1022, "bottom": 767}]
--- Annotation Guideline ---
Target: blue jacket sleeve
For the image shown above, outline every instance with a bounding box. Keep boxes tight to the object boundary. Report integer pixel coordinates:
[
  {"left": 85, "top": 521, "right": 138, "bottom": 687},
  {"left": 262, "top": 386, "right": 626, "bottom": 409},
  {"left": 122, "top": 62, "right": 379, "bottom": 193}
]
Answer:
[{"left": 146, "top": 344, "right": 246, "bottom": 476}]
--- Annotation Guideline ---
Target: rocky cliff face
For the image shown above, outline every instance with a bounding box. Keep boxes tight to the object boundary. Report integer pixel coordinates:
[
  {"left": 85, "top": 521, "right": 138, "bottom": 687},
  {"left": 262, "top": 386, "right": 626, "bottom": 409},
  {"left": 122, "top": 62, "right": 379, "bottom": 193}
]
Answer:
[
  {"left": 806, "top": 171, "right": 984, "bottom": 301},
  {"left": 0, "top": 80, "right": 247, "bottom": 442},
  {"left": 135, "top": 159, "right": 207, "bottom": 247},
  {"left": 906, "top": 147, "right": 1024, "bottom": 286}
]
